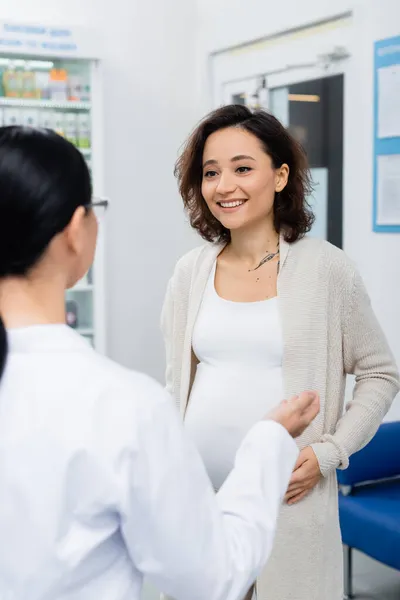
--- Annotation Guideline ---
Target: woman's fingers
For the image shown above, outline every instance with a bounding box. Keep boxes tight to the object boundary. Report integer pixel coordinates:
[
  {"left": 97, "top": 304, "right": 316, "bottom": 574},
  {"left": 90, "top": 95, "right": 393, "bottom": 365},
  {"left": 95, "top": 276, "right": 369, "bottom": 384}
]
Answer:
[{"left": 288, "top": 489, "right": 309, "bottom": 505}]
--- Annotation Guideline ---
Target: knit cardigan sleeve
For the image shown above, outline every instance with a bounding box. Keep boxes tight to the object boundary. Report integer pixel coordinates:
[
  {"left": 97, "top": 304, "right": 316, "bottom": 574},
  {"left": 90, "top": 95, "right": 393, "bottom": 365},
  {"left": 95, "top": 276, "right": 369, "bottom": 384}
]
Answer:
[
  {"left": 160, "top": 276, "right": 176, "bottom": 403},
  {"left": 311, "top": 267, "right": 400, "bottom": 477}
]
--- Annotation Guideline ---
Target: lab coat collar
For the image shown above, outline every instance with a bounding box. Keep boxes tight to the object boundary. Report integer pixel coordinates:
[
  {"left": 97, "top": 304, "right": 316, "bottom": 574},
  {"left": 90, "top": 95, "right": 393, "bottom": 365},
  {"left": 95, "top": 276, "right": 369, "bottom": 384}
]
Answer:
[{"left": 7, "top": 324, "right": 92, "bottom": 354}]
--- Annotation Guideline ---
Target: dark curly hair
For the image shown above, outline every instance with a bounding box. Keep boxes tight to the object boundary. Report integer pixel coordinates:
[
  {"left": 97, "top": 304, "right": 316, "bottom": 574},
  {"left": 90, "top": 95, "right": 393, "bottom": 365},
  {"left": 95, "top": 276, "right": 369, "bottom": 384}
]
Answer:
[{"left": 174, "top": 104, "right": 314, "bottom": 244}]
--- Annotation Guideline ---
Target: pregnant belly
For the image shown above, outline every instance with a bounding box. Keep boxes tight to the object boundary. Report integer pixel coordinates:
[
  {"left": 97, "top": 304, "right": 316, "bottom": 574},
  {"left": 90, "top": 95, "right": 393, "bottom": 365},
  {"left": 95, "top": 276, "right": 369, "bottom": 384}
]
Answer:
[{"left": 184, "top": 363, "right": 284, "bottom": 490}]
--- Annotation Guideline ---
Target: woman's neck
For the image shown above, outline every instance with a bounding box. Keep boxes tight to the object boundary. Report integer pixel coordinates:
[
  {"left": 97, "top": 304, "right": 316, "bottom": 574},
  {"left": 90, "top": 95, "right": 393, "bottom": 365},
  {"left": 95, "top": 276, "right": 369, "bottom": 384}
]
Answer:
[
  {"left": 227, "top": 220, "right": 279, "bottom": 269},
  {"left": 0, "top": 275, "right": 67, "bottom": 329}
]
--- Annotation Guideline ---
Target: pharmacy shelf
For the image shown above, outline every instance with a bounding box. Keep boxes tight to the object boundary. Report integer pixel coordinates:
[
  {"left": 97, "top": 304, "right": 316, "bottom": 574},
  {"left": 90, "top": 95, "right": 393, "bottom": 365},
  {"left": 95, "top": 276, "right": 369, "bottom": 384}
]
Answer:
[
  {"left": 70, "top": 283, "right": 94, "bottom": 292},
  {"left": 76, "top": 328, "right": 94, "bottom": 336},
  {"left": 0, "top": 97, "right": 91, "bottom": 110}
]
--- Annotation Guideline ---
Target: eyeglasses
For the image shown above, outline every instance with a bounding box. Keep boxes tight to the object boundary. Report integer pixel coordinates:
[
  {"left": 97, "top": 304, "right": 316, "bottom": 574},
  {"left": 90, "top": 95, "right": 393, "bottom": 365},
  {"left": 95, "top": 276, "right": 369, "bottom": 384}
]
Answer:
[{"left": 84, "top": 197, "right": 109, "bottom": 222}]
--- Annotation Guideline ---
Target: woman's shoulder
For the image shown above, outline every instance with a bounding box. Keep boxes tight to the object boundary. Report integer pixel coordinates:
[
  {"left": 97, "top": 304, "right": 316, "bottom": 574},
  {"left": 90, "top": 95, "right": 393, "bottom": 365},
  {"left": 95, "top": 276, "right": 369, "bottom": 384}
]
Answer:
[
  {"left": 161, "top": 243, "right": 222, "bottom": 323},
  {"left": 290, "top": 237, "right": 359, "bottom": 294},
  {"left": 172, "top": 242, "right": 223, "bottom": 281},
  {"left": 292, "top": 236, "right": 355, "bottom": 272}
]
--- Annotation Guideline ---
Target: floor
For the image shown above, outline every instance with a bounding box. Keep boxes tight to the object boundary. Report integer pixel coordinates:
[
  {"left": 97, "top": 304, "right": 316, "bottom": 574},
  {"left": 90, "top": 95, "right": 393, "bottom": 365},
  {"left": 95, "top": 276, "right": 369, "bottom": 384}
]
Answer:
[
  {"left": 350, "top": 551, "right": 400, "bottom": 599},
  {"left": 141, "top": 550, "right": 400, "bottom": 599}
]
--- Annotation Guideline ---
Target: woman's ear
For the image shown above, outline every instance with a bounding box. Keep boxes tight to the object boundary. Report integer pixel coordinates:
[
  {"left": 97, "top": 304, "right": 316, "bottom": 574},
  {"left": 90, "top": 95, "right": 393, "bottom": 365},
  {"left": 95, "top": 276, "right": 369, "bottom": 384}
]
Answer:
[
  {"left": 64, "top": 206, "right": 87, "bottom": 256},
  {"left": 275, "top": 163, "right": 289, "bottom": 192}
]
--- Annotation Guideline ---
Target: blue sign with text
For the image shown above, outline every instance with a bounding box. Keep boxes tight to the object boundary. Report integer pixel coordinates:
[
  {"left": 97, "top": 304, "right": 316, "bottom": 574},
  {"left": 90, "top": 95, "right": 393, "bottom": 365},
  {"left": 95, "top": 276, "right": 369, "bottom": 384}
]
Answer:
[{"left": 373, "top": 35, "right": 400, "bottom": 232}]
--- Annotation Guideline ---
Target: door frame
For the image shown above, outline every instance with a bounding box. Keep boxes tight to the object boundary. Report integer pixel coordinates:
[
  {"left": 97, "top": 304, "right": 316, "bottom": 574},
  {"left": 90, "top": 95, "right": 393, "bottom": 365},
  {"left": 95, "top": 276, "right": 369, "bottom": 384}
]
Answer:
[{"left": 211, "top": 14, "right": 353, "bottom": 108}]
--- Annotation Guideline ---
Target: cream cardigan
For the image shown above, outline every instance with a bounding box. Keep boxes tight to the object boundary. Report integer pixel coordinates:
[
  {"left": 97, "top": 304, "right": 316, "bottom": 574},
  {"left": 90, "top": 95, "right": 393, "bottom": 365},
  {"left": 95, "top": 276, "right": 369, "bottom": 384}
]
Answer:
[{"left": 160, "top": 236, "right": 399, "bottom": 600}]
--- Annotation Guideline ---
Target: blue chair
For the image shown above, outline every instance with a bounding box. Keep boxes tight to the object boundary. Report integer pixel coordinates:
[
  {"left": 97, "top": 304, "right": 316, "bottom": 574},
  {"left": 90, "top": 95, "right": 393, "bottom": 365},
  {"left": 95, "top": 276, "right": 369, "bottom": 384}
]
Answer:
[{"left": 337, "top": 421, "right": 400, "bottom": 598}]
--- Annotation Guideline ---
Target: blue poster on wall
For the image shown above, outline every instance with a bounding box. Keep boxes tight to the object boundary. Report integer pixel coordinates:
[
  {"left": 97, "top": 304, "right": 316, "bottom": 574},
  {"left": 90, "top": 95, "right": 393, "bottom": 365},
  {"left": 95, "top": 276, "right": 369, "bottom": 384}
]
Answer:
[{"left": 373, "top": 35, "right": 400, "bottom": 233}]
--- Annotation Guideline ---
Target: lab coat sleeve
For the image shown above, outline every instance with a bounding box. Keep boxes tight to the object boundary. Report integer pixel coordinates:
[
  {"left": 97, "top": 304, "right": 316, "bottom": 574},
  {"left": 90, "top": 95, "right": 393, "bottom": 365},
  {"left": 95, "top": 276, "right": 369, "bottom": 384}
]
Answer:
[{"left": 119, "top": 382, "right": 298, "bottom": 600}]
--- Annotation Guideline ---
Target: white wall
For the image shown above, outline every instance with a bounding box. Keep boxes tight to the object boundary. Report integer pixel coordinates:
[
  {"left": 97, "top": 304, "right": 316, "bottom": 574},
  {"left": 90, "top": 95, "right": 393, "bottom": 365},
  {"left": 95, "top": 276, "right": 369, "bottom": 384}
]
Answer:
[
  {"left": 196, "top": 0, "right": 400, "bottom": 419},
  {"left": 96, "top": 0, "right": 199, "bottom": 379},
  {"left": 344, "top": 0, "right": 400, "bottom": 420},
  {"left": 0, "top": 0, "right": 198, "bottom": 381}
]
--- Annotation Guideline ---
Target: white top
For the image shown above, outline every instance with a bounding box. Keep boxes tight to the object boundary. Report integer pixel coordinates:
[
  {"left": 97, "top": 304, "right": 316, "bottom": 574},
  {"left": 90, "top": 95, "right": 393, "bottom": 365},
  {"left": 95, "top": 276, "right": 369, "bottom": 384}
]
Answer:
[
  {"left": 185, "top": 262, "right": 284, "bottom": 490},
  {"left": 0, "top": 324, "right": 297, "bottom": 600}
]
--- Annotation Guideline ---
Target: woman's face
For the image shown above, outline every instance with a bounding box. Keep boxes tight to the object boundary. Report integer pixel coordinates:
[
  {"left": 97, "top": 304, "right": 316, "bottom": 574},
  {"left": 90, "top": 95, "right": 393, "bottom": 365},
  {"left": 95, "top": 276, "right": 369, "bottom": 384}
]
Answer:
[{"left": 201, "top": 127, "right": 288, "bottom": 233}]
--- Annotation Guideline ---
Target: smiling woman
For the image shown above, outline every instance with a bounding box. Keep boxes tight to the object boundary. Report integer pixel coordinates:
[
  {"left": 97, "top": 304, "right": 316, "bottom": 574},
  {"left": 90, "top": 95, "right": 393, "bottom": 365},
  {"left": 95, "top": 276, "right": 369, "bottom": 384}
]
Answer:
[
  {"left": 162, "top": 104, "right": 399, "bottom": 600},
  {"left": 175, "top": 105, "right": 314, "bottom": 246}
]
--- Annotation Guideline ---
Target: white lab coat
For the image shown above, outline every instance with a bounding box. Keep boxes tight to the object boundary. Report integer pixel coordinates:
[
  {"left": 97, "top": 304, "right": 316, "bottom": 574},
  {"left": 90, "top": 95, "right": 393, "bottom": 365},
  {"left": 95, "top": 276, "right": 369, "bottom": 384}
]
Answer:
[{"left": 0, "top": 324, "right": 298, "bottom": 600}]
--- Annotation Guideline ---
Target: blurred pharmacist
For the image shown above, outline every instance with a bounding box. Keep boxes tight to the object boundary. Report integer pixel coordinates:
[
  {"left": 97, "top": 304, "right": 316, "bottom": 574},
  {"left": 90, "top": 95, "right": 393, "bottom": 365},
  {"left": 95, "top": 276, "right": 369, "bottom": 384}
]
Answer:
[{"left": 0, "top": 125, "right": 319, "bottom": 600}]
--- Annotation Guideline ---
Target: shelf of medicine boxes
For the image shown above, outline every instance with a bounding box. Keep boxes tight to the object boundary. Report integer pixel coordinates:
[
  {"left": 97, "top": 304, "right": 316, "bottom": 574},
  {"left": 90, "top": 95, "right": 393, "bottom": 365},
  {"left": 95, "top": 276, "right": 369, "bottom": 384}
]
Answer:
[
  {"left": 0, "top": 97, "right": 92, "bottom": 158},
  {"left": 0, "top": 97, "right": 91, "bottom": 110},
  {"left": 1, "top": 96, "right": 94, "bottom": 343}
]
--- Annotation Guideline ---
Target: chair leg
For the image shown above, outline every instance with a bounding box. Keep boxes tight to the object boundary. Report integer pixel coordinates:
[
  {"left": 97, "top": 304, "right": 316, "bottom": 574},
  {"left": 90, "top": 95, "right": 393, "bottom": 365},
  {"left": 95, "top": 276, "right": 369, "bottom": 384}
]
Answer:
[{"left": 344, "top": 545, "right": 354, "bottom": 599}]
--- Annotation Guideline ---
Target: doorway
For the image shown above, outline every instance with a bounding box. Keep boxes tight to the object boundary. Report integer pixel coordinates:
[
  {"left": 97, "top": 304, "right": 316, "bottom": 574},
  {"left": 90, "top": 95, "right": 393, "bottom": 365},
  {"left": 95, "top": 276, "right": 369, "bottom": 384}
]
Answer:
[
  {"left": 221, "top": 74, "right": 344, "bottom": 248},
  {"left": 212, "top": 16, "right": 350, "bottom": 249},
  {"left": 272, "top": 75, "right": 344, "bottom": 248}
]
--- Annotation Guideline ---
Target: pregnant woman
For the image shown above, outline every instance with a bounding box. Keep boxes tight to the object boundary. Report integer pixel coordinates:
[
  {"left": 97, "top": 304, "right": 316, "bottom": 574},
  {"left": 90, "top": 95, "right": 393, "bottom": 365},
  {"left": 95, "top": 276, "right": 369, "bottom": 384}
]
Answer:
[{"left": 161, "top": 104, "right": 399, "bottom": 600}]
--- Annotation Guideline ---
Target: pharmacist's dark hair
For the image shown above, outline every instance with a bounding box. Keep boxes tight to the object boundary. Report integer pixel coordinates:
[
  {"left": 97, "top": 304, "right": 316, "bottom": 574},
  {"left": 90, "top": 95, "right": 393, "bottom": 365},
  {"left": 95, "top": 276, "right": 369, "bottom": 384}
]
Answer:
[
  {"left": 0, "top": 125, "right": 92, "bottom": 381},
  {"left": 175, "top": 104, "right": 314, "bottom": 244}
]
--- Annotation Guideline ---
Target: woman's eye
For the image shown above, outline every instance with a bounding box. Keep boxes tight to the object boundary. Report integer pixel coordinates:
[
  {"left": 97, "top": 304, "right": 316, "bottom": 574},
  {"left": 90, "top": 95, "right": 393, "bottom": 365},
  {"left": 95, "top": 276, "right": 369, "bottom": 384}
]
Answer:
[
  {"left": 236, "top": 166, "right": 251, "bottom": 174},
  {"left": 204, "top": 170, "right": 217, "bottom": 178}
]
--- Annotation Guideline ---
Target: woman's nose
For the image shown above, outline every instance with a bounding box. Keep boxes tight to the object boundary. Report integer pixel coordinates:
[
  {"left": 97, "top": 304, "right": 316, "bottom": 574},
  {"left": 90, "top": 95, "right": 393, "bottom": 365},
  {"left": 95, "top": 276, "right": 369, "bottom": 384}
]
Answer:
[{"left": 216, "top": 171, "right": 237, "bottom": 195}]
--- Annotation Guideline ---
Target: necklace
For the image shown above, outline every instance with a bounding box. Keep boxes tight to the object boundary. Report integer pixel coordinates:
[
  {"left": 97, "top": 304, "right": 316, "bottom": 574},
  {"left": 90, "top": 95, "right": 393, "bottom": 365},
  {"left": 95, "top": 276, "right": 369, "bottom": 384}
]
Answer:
[{"left": 248, "top": 241, "right": 280, "bottom": 272}]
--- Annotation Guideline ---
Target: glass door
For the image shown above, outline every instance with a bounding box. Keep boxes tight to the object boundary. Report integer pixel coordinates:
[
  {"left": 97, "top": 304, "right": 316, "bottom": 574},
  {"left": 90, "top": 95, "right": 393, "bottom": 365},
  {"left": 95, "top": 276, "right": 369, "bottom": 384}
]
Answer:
[{"left": 268, "top": 74, "right": 344, "bottom": 248}]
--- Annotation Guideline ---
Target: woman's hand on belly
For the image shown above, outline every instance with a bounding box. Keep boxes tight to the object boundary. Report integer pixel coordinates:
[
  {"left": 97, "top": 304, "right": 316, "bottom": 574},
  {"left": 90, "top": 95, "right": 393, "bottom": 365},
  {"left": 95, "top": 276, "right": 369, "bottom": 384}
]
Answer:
[{"left": 285, "top": 446, "right": 322, "bottom": 505}]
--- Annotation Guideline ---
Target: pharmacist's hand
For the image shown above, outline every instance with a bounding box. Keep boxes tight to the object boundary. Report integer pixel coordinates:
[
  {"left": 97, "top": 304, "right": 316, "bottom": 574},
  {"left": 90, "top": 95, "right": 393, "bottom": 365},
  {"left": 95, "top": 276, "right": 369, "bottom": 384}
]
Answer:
[
  {"left": 285, "top": 446, "right": 322, "bottom": 505},
  {"left": 266, "top": 391, "right": 320, "bottom": 439}
]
